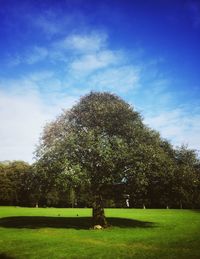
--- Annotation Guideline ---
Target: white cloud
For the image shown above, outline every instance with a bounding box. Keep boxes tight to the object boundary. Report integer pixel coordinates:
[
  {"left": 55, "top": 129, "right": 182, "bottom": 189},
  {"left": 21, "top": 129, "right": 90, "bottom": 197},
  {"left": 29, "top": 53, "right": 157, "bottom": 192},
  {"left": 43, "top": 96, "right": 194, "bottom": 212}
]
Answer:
[
  {"left": 0, "top": 71, "right": 55, "bottom": 93},
  {"left": 145, "top": 108, "right": 200, "bottom": 151},
  {"left": 70, "top": 50, "right": 122, "bottom": 74},
  {"left": 56, "top": 32, "right": 107, "bottom": 53},
  {"left": 89, "top": 66, "right": 140, "bottom": 92},
  {"left": 7, "top": 47, "right": 49, "bottom": 67},
  {"left": 0, "top": 75, "right": 77, "bottom": 163},
  {"left": 29, "top": 9, "right": 86, "bottom": 38},
  {"left": 26, "top": 70, "right": 55, "bottom": 82},
  {"left": 6, "top": 31, "right": 125, "bottom": 78},
  {"left": 8, "top": 32, "right": 109, "bottom": 66},
  {"left": 5, "top": 29, "right": 200, "bottom": 162},
  {"left": 25, "top": 46, "right": 48, "bottom": 64},
  {"left": 31, "top": 12, "right": 63, "bottom": 36},
  {"left": 0, "top": 90, "right": 47, "bottom": 163},
  {"left": 0, "top": 78, "right": 38, "bottom": 93},
  {"left": 7, "top": 54, "right": 21, "bottom": 66}
]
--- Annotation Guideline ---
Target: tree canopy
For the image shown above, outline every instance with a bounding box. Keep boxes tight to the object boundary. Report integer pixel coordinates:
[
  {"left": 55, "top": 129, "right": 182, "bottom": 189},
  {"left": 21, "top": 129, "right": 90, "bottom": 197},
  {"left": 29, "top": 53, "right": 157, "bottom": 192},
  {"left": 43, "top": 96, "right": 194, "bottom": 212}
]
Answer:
[
  {"left": 34, "top": 92, "right": 200, "bottom": 226},
  {"left": 1, "top": 92, "right": 199, "bottom": 227}
]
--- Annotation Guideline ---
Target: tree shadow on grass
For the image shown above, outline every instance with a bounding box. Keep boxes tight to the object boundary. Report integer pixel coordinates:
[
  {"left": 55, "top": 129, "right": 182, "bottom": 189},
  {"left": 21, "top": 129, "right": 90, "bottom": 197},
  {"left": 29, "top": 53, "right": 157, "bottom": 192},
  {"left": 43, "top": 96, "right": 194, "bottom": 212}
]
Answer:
[
  {"left": 0, "top": 253, "right": 15, "bottom": 259},
  {"left": 191, "top": 209, "right": 200, "bottom": 213},
  {"left": 0, "top": 216, "right": 154, "bottom": 230}
]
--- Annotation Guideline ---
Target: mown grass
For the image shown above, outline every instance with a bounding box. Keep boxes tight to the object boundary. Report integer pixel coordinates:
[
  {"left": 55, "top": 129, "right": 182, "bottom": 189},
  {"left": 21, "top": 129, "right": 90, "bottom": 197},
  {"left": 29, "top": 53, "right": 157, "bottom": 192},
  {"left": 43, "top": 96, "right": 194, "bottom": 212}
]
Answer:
[{"left": 0, "top": 207, "right": 199, "bottom": 258}]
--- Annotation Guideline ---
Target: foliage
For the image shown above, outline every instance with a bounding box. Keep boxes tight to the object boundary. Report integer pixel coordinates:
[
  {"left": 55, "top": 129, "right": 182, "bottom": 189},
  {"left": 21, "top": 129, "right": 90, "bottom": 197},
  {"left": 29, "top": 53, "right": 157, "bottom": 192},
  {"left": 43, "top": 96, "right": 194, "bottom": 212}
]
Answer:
[
  {"left": 36, "top": 92, "right": 173, "bottom": 225},
  {"left": 0, "top": 92, "right": 199, "bottom": 210},
  {"left": 0, "top": 161, "right": 32, "bottom": 206}
]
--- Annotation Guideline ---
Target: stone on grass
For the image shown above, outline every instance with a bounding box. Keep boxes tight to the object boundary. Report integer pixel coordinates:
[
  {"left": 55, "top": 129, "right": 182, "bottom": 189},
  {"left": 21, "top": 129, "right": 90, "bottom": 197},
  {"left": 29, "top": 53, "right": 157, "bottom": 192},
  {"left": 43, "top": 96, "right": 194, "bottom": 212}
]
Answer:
[{"left": 93, "top": 225, "right": 103, "bottom": 230}]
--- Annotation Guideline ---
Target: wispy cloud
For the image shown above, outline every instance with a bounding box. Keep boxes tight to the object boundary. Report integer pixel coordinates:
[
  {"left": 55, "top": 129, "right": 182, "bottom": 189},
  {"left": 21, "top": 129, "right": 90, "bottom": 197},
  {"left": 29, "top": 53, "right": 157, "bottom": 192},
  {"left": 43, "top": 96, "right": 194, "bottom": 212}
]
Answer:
[
  {"left": 28, "top": 8, "right": 67, "bottom": 37},
  {"left": 7, "top": 32, "right": 109, "bottom": 66},
  {"left": 0, "top": 89, "right": 47, "bottom": 162},
  {"left": 70, "top": 50, "right": 122, "bottom": 74},
  {"left": 88, "top": 66, "right": 140, "bottom": 93},
  {"left": 145, "top": 107, "right": 200, "bottom": 150},
  {"left": 0, "top": 29, "right": 143, "bottom": 162},
  {"left": 1, "top": 26, "right": 199, "bottom": 162},
  {"left": 0, "top": 71, "right": 56, "bottom": 93},
  {"left": 25, "top": 46, "right": 49, "bottom": 64},
  {"left": 33, "top": 15, "right": 62, "bottom": 36},
  {"left": 55, "top": 32, "right": 107, "bottom": 53},
  {"left": 0, "top": 77, "right": 77, "bottom": 163},
  {"left": 6, "top": 31, "right": 140, "bottom": 91},
  {"left": 7, "top": 46, "right": 49, "bottom": 67}
]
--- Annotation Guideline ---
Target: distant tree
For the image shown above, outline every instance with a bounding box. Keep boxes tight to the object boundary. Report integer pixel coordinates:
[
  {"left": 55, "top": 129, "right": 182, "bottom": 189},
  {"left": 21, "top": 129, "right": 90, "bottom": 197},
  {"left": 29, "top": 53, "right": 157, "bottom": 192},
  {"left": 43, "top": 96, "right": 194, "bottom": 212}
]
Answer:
[
  {"left": 172, "top": 146, "right": 199, "bottom": 208},
  {"left": 193, "top": 162, "right": 200, "bottom": 208},
  {"left": 126, "top": 131, "right": 176, "bottom": 208},
  {"left": 0, "top": 162, "right": 16, "bottom": 205},
  {"left": 30, "top": 162, "right": 73, "bottom": 207},
  {"left": 0, "top": 161, "right": 32, "bottom": 206}
]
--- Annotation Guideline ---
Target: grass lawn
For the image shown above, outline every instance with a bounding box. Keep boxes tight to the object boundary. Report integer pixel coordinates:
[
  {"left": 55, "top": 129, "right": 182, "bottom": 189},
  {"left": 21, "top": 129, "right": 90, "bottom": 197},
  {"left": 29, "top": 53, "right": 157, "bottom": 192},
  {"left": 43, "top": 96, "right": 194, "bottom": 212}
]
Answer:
[{"left": 0, "top": 207, "right": 199, "bottom": 258}]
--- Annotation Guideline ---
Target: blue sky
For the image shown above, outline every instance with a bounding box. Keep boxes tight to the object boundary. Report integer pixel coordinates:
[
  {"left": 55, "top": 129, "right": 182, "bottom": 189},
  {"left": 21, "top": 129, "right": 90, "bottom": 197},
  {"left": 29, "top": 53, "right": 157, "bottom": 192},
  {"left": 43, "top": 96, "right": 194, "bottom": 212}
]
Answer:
[{"left": 0, "top": 0, "right": 200, "bottom": 162}]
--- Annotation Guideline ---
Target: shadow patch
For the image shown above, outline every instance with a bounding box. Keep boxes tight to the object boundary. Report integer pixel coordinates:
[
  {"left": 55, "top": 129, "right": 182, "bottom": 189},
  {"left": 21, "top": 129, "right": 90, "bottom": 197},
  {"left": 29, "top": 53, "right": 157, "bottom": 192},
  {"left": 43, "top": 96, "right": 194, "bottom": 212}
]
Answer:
[
  {"left": 0, "top": 216, "right": 153, "bottom": 230},
  {"left": 0, "top": 253, "right": 15, "bottom": 259}
]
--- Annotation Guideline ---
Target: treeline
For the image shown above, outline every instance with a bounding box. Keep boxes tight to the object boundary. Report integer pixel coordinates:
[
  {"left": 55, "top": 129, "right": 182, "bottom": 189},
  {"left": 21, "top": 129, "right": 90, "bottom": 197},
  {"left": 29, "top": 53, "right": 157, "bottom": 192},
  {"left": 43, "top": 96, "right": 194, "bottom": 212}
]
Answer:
[
  {"left": 0, "top": 161, "right": 73, "bottom": 207},
  {"left": 0, "top": 145, "right": 200, "bottom": 209}
]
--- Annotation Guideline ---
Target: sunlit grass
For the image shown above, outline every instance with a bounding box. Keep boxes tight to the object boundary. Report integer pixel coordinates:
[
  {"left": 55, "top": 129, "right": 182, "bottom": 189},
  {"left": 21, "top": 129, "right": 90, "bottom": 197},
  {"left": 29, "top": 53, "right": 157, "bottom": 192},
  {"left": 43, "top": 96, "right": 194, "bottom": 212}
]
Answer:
[{"left": 0, "top": 207, "right": 199, "bottom": 258}]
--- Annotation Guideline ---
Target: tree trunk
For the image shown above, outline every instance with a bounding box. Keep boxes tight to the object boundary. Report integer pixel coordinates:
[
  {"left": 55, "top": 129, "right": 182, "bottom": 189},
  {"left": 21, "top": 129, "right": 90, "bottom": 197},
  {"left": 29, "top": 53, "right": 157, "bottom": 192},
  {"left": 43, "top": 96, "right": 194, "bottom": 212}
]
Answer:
[
  {"left": 180, "top": 200, "right": 183, "bottom": 209},
  {"left": 92, "top": 193, "right": 107, "bottom": 227}
]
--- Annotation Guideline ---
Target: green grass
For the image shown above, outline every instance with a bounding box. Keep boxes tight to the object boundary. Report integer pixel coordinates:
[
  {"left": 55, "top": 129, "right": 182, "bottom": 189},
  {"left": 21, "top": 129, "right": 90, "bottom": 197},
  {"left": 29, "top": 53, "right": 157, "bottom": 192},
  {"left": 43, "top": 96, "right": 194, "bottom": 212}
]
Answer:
[{"left": 0, "top": 207, "right": 199, "bottom": 258}]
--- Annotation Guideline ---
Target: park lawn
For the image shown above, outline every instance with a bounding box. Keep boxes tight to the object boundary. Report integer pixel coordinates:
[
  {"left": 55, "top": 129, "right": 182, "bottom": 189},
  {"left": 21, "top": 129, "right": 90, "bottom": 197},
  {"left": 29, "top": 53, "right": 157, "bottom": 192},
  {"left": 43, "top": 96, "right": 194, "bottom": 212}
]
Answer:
[{"left": 0, "top": 207, "right": 199, "bottom": 259}]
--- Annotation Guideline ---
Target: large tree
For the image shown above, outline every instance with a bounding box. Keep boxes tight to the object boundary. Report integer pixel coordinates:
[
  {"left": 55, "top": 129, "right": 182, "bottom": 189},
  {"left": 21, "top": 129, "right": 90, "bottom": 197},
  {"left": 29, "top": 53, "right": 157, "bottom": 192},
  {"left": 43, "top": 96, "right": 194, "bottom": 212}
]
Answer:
[{"left": 35, "top": 92, "right": 174, "bottom": 226}]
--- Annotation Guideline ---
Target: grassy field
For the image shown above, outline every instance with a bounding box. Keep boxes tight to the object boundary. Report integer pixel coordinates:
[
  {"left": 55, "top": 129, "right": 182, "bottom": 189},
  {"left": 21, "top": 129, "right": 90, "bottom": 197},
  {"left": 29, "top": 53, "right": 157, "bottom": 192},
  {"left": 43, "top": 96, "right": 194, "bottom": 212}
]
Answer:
[{"left": 0, "top": 207, "right": 199, "bottom": 258}]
